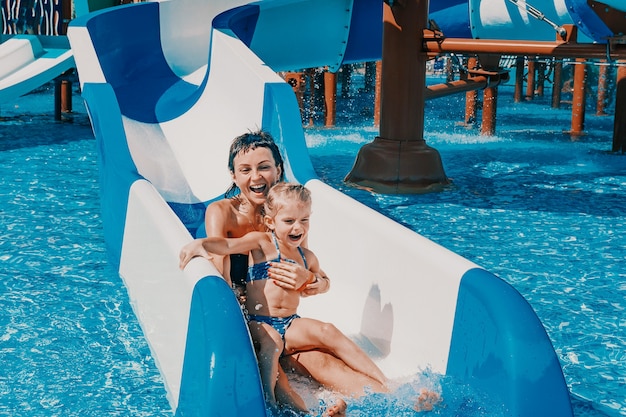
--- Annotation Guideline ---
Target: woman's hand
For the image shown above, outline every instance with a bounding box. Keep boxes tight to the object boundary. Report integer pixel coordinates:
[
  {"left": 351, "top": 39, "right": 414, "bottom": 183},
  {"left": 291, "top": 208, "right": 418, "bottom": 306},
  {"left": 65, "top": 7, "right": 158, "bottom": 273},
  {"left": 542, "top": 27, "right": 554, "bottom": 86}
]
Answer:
[
  {"left": 268, "top": 262, "right": 330, "bottom": 296},
  {"left": 268, "top": 260, "right": 312, "bottom": 291},
  {"left": 179, "top": 239, "right": 213, "bottom": 270}
]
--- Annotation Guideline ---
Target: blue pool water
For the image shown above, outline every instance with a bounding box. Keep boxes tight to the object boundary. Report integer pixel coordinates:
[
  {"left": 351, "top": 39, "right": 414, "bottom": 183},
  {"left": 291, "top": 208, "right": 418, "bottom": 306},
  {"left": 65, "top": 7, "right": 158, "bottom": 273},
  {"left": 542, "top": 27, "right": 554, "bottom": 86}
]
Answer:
[{"left": 1, "top": 76, "right": 624, "bottom": 416}]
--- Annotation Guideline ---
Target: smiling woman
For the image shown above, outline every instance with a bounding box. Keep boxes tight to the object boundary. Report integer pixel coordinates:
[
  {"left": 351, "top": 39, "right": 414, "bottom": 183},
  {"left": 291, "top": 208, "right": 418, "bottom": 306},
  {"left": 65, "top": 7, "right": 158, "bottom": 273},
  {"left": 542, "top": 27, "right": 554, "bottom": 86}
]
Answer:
[{"left": 181, "top": 130, "right": 287, "bottom": 288}]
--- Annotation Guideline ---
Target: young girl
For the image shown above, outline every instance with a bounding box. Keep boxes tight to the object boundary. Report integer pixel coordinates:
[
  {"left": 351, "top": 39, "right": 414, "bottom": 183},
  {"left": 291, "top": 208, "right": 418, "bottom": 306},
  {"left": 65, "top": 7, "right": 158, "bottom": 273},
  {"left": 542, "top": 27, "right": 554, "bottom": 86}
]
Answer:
[{"left": 199, "top": 182, "right": 387, "bottom": 414}]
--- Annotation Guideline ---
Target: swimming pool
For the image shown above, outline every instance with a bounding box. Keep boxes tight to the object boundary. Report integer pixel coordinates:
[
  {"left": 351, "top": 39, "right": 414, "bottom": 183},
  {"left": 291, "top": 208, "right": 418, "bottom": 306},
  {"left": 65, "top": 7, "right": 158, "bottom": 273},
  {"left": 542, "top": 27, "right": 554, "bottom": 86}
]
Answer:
[{"left": 1, "top": 79, "right": 623, "bottom": 416}]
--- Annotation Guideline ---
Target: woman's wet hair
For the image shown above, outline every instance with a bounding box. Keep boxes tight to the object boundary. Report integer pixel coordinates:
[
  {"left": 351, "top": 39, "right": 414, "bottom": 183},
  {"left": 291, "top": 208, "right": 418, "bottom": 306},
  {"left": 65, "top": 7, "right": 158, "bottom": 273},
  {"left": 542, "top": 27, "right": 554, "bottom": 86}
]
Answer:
[
  {"left": 225, "top": 130, "right": 285, "bottom": 198},
  {"left": 264, "top": 182, "right": 311, "bottom": 218}
]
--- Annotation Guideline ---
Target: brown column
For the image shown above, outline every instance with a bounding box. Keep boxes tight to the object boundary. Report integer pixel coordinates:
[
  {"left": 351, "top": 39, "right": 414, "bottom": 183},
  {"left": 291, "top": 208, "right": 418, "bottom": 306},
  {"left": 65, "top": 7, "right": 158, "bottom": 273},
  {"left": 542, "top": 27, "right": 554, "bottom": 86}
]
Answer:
[
  {"left": 481, "top": 85, "right": 498, "bottom": 136},
  {"left": 526, "top": 60, "right": 536, "bottom": 100},
  {"left": 446, "top": 56, "right": 454, "bottom": 83},
  {"left": 54, "top": 71, "right": 73, "bottom": 121},
  {"left": 374, "top": 60, "right": 382, "bottom": 127},
  {"left": 465, "top": 57, "right": 478, "bottom": 125},
  {"left": 551, "top": 61, "right": 563, "bottom": 109},
  {"left": 324, "top": 70, "right": 337, "bottom": 127},
  {"left": 536, "top": 62, "right": 546, "bottom": 97},
  {"left": 514, "top": 56, "right": 524, "bottom": 103},
  {"left": 596, "top": 62, "right": 609, "bottom": 116},
  {"left": 569, "top": 58, "right": 587, "bottom": 136},
  {"left": 345, "top": 0, "right": 448, "bottom": 193},
  {"left": 613, "top": 63, "right": 626, "bottom": 153}
]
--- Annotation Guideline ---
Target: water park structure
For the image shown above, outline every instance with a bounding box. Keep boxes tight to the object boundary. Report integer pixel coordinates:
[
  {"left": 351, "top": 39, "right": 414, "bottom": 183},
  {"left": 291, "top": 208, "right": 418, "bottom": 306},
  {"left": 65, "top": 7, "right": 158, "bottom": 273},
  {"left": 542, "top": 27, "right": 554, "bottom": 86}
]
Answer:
[{"left": 3, "top": 0, "right": 624, "bottom": 415}]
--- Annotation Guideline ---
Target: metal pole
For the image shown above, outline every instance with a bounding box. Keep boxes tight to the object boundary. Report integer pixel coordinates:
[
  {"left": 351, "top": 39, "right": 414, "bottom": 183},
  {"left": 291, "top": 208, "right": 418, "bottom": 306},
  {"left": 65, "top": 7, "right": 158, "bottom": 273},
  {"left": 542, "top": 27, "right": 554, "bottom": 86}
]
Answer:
[
  {"left": 526, "top": 60, "right": 536, "bottom": 100},
  {"left": 514, "top": 56, "right": 524, "bottom": 103},
  {"left": 374, "top": 60, "right": 381, "bottom": 127},
  {"left": 537, "top": 61, "right": 546, "bottom": 97},
  {"left": 324, "top": 70, "right": 336, "bottom": 127},
  {"left": 345, "top": 0, "right": 448, "bottom": 193},
  {"left": 551, "top": 60, "right": 563, "bottom": 109},
  {"left": 596, "top": 62, "right": 608, "bottom": 116},
  {"left": 613, "top": 63, "right": 626, "bottom": 153},
  {"left": 465, "top": 57, "right": 478, "bottom": 126},
  {"left": 569, "top": 58, "right": 587, "bottom": 136},
  {"left": 481, "top": 84, "right": 498, "bottom": 136}
]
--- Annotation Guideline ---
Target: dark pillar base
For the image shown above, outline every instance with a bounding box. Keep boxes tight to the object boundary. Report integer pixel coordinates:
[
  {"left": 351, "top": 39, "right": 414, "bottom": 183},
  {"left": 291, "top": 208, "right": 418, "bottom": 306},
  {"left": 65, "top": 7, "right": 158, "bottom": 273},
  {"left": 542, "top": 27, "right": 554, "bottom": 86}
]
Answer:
[{"left": 344, "top": 136, "right": 449, "bottom": 194}]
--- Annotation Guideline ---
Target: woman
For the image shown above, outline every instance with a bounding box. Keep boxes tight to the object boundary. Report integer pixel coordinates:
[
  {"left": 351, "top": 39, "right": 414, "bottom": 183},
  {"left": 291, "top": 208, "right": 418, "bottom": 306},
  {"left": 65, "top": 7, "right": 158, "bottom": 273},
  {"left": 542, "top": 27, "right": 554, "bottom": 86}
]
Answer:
[{"left": 179, "top": 131, "right": 387, "bottom": 412}]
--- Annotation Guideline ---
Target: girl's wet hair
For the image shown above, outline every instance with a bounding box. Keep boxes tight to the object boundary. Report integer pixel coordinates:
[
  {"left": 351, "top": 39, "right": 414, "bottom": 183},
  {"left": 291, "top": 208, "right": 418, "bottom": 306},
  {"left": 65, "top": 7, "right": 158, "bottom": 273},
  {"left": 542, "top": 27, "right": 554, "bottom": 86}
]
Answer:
[
  {"left": 225, "top": 130, "right": 285, "bottom": 198},
  {"left": 264, "top": 182, "right": 311, "bottom": 218}
]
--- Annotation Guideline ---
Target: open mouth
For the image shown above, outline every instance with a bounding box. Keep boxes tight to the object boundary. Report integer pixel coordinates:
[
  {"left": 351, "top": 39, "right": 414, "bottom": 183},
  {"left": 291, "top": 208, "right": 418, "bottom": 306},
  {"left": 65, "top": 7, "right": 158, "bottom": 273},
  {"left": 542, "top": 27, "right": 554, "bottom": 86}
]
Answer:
[
  {"left": 288, "top": 234, "right": 303, "bottom": 242},
  {"left": 249, "top": 184, "right": 267, "bottom": 194}
]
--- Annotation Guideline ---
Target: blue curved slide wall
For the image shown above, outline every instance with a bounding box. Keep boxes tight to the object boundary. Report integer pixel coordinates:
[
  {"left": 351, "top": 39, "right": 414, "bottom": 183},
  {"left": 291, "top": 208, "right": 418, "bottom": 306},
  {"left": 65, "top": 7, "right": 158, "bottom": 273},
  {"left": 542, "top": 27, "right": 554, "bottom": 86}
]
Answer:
[{"left": 68, "top": 0, "right": 577, "bottom": 415}]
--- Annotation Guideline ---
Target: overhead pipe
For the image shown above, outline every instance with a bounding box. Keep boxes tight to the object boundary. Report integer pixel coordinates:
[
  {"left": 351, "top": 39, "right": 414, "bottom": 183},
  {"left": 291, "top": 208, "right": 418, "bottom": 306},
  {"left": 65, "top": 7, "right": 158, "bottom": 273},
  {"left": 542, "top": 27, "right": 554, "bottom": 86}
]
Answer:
[
  {"left": 424, "top": 71, "right": 508, "bottom": 100},
  {"left": 424, "top": 25, "right": 626, "bottom": 61}
]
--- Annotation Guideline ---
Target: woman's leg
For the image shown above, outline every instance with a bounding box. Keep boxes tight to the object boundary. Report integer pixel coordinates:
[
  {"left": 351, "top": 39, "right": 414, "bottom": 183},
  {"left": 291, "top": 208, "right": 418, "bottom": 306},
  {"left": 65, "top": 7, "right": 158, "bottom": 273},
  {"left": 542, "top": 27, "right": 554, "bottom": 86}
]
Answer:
[{"left": 283, "top": 318, "right": 388, "bottom": 396}]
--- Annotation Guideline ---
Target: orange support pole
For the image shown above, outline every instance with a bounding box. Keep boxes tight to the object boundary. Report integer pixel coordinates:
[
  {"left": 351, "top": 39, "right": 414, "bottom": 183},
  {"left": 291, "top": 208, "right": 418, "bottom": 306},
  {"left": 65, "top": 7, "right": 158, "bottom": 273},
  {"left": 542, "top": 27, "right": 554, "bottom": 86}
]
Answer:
[
  {"left": 446, "top": 56, "right": 454, "bottom": 82},
  {"left": 596, "top": 62, "right": 609, "bottom": 116},
  {"left": 514, "top": 56, "right": 524, "bottom": 103},
  {"left": 54, "top": 71, "right": 73, "bottom": 121},
  {"left": 465, "top": 57, "right": 478, "bottom": 126},
  {"left": 345, "top": 0, "right": 448, "bottom": 193},
  {"left": 536, "top": 61, "right": 546, "bottom": 97},
  {"left": 551, "top": 61, "right": 563, "bottom": 109},
  {"left": 526, "top": 60, "right": 536, "bottom": 100},
  {"left": 324, "top": 70, "right": 337, "bottom": 127},
  {"left": 481, "top": 85, "right": 498, "bottom": 136},
  {"left": 374, "top": 60, "right": 382, "bottom": 127},
  {"left": 612, "top": 63, "right": 626, "bottom": 153},
  {"left": 569, "top": 58, "right": 587, "bottom": 136}
]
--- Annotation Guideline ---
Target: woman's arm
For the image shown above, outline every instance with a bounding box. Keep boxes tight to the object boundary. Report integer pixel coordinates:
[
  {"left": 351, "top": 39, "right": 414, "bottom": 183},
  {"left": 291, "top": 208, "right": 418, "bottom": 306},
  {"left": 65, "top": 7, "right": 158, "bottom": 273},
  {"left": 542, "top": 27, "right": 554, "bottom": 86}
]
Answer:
[
  {"left": 202, "top": 233, "right": 265, "bottom": 256},
  {"left": 178, "top": 201, "right": 230, "bottom": 270},
  {"left": 179, "top": 238, "right": 212, "bottom": 269}
]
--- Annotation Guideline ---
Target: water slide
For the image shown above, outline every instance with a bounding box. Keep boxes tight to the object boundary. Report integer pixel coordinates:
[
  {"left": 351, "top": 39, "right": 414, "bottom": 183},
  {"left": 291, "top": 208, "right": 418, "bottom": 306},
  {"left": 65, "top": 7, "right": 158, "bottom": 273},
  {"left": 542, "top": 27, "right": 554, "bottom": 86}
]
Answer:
[
  {"left": 0, "top": 34, "right": 73, "bottom": 104},
  {"left": 0, "top": 0, "right": 122, "bottom": 104},
  {"left": 66, "top": 0, "right": 620, "bottom": 415}
]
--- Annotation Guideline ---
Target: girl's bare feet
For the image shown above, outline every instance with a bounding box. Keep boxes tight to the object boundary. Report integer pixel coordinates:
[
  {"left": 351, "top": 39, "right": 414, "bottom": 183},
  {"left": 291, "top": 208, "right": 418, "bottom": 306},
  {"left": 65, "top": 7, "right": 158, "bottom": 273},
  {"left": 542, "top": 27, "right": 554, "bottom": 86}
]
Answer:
[
  {"left": 413, "top": 388, "right": 442, "bottom": 412},
  {"left": 322, "top": 397, "right": 347, "bottom": 417}
]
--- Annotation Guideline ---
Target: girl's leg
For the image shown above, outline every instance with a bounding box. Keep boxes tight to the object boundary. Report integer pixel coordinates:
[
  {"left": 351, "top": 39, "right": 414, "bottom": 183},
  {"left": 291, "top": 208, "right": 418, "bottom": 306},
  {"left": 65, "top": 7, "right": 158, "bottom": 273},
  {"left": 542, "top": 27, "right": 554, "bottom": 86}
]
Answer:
[
  {"left": 248, "top": 321, "right": 308, "bottom": 413},
  {"left": 284, "top": 318, "right": 388, "bottom": 390},
  {"left": 248, "top": 321, "right": 284, "bottom": 403}
]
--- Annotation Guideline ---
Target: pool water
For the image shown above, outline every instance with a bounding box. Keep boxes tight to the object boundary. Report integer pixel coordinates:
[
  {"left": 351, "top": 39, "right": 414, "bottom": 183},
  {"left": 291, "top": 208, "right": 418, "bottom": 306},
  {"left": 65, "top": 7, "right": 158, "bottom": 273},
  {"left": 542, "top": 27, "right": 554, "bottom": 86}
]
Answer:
[
  {"left": 306, "top": 74, "right": 625, "bottom": 416},
  {"left": 0, "top": 90, "right": 171, "bottom": 416},
  {"left": 1, "top": 75, "right": 624, "bottom": 416}
]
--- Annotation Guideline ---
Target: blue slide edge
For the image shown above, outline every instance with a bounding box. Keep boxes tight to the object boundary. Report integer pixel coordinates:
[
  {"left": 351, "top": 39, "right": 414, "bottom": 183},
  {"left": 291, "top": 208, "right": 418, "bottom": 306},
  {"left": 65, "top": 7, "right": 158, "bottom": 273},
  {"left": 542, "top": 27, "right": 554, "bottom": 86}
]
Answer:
[
  {"left": 176, "top": 275, "right": 266, "bottom": 417},
  {"left": 81, "top": 82, "right": 139, "bottom": 268},
  {"left": 447, "top": 268, "right": 573, "bottom": 416}
]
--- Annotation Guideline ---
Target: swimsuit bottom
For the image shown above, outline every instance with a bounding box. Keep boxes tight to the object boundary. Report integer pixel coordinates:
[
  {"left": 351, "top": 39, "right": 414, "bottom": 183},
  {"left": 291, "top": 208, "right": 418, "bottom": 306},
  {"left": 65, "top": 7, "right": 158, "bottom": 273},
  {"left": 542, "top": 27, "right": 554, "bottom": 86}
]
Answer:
[{"left": 248, "top": 313, "right": 300, "bottom": 339}]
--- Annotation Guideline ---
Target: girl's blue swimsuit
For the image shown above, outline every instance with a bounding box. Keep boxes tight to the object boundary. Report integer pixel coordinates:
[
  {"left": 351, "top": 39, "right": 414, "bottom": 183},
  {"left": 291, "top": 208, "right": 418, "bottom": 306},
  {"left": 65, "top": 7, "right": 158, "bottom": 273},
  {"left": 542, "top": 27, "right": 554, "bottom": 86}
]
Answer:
[{"left": 247, "top": 233, "right": 308, "bottom": 338}]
